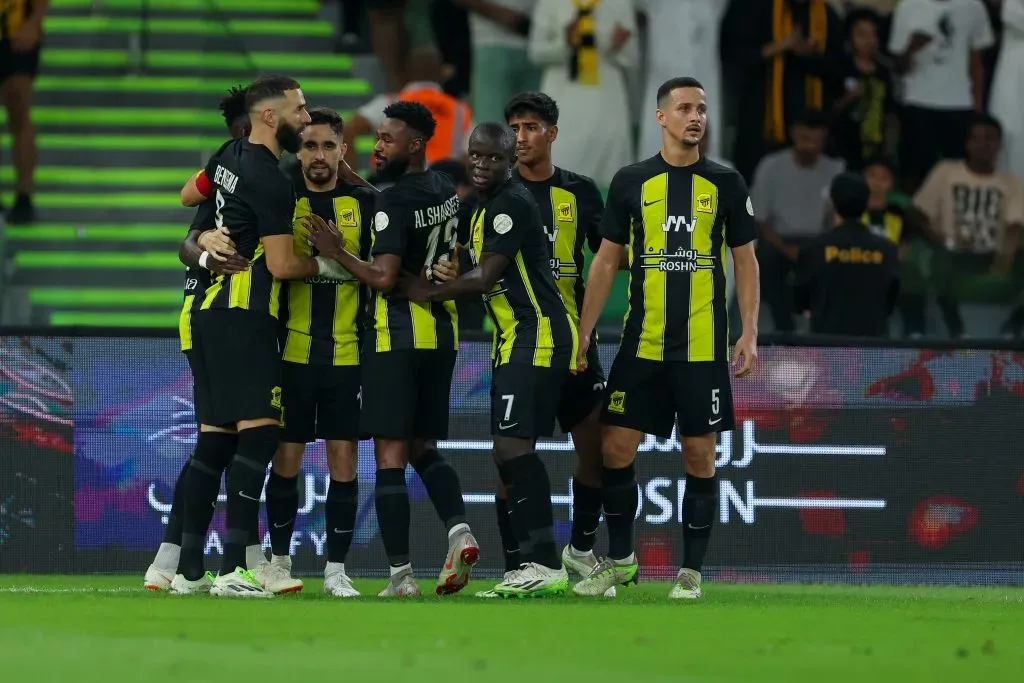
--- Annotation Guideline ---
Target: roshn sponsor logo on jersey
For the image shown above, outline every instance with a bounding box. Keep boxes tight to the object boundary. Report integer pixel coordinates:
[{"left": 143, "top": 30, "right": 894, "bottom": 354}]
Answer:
[
  {"left": 543, "top": 224, "right": 580, "bottom": 280},
  {"left": 662, "top": 215, "right": 696, "bottom": 233},
  {"left": 641, "top": 248, "right": 716, "bottom": 273}
]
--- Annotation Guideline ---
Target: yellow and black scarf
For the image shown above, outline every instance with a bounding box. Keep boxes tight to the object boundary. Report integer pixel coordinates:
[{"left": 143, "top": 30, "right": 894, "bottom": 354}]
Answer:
[
  {"left": 765, "top": 0, "right": 828, "bottom": 143},
  {"left": 570, "top": 0, "right": 600, "bottom": 86}
]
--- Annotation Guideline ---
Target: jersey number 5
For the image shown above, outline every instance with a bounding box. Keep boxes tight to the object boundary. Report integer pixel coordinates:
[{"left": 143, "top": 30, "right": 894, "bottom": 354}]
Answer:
[{"left": 424, "top": 216, "right": 459, "bottom": 278}]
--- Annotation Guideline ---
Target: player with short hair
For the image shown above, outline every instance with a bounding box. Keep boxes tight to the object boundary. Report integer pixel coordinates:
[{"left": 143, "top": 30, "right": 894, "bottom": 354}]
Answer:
[
  {"left": 173, "top": 75, "right": 349, "bottom": 598},
  {"left": 472, "top": 92, "right": 611, "bottom": 598},
  {"left": 573, "top": 77, "right": 760, "bottom": 600},
  {"left": 308, "top": 101, "right": 479, "bottom": 598},
  {"left": 400, "top": 122, "right": 578, "bottom": 598},
  {"left": 258, "top": 106, "right": 374, "bottom": 597},
  {"left": 143, "top": 86, "right": 253, "bottom": 592}
]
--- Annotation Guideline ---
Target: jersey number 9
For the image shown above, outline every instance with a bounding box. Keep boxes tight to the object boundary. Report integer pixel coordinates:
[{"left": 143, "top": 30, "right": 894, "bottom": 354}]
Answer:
[{"left": 214, "top": 188, "right": 226, "bottom": 230}]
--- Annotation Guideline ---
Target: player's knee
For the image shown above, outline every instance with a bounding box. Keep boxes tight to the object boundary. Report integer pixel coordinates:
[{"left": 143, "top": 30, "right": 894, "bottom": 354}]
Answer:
[
  {"left": 273, "top": 443, "right": 304, "bottom": 478},
  {"left": 327, "top": 440, "right": 358, "bottom": 481},
  {"left": 600, "top": 426, "right": 642, "bottom": 469},
  {"left": 374, "top": 438, "right": 408, "bottom": 470},
  {"left": 682, "top": 436, "right": 717, "bottom": 478},
  {"left": 491, "top": 436, "right": 531, "bottom": 465},
  {"left": 408, "top": 439, "right": 436, "bottom": 464}
]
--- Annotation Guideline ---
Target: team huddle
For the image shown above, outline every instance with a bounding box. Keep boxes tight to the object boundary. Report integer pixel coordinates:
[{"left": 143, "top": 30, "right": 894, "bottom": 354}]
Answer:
[{"left": 142, "top": 73, "right": 761, "bottom": 600}]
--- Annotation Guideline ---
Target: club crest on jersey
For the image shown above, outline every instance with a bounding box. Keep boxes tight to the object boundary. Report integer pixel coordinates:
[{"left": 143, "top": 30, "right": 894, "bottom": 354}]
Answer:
[
  {"left": 607, "top": 390, "right": 626, "bottom": 414},
  {"left": 374, "top": 211, "right": 389, "bottom": 231},
  {"left": 696, "top": 194, "right": 713, "bottom": 214},
  {"left": 493, "top": 213, "right": 513, "bottom": 235},
  {"left": 338, "top": 207, "right": 357, "bottom": 227},
  {"left": 557, "top": 202, "right": 573, "bottom": 221}
]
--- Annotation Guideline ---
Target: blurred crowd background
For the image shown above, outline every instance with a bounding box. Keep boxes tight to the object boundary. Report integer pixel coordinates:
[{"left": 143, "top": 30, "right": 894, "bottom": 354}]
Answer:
[{"left": 1, "top": 0, "right": 1022, "bottom": 340}]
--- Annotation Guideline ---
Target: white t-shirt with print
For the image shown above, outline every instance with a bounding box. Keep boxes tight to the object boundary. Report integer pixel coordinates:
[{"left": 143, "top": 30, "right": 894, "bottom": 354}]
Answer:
[{"left": 888, "top": 0, "right": 994, "bottom": 109}]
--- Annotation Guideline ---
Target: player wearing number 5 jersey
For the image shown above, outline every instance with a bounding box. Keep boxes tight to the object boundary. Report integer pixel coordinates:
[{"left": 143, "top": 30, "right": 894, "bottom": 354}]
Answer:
[
  {"left": 573, "top": 77, "right": 761, "bottom": 601},
  {"left": 309, "top": 101, "right": 479, "bottom": 599},
  {"left": 402, "top": 122, "right": 578, "bottom": 599}
]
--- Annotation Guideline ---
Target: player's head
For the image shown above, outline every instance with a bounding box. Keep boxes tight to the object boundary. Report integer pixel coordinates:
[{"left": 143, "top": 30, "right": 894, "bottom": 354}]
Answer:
[
  {"left": 245, "top": 75, "right": 310, "bottom": 154},
  {"left": 789, "top": 111, "right": 828, "bottom": 165},
  {"left": 219, "top": 85, "right": 251, "bottom": 139},
  {"left": 862, "top": 157, "right": 895, "bottom": 199},
  {"left": 504, "top": 92, "right": 559, "bottom": 168},
  {"left": 298, "top": 106, "right": 345, "bottom": 188},
  {"left": 965, "top": 113, "right": 1002, "bottom": 169},
  {"left": 467, "top": 122, "right": 517, "bottom": 193},
  {"left": 829, "top": 172, "right": 870, "bottom": 221},
  {"left": 375, "top": 100, "right": 437, "bottom": 181},
  {"left": 655, "top": 77, "right": 707, "bottom": 149},
  {"left": 847, "top": 8, "right": 880, "bottom": 58},
  {"left": 431, "top": 158, "right": 473, "bottom": 199}
]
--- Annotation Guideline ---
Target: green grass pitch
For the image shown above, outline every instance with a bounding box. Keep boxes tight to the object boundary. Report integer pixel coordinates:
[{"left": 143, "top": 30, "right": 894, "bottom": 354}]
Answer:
[{"left": 0, "top": 575, "right": 1021, "bottom": 682}]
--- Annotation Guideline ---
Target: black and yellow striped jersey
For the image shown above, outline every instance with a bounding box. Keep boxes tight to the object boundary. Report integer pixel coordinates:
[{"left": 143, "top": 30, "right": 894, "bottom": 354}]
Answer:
[
  {"left": 602, "top": 154, "right": 757, "bottom": 362},
  {"left": 367, "top": 170, "right": 460, "bottom": 352},
  {"left": 863, "top": 204, "right": 906, "bottom": 244},
  {"left": 469, "top": 180, "right": 578, "bottom": 368},
  {"left": 279, "top": 181, "right": 375, "bottom": 366},
  {"left": 199, "top": 138, "right": 295, "bottom": 319},
  {"left": 512, "top": 167, "right": 603, "bottom": 329},
  {"left": 1, "top": 0, "right": 33, "bottom": 39},
  {"left": 179, "top": 200, "right": 215, "bottom": 352}
]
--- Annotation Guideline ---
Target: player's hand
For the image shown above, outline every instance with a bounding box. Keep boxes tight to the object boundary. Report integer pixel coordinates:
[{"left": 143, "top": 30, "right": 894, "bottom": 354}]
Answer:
[
  {"left": 431, "top": 247, "right": 460, "bottom": 282},
  {"left": 396, "top": 273, "right": 430, "bottom": 302},
  {"left": 10, "top": 21, "right": 42, "bottom": 52},
  {"left": 732, "top": 333, "right": 758, "bottom": 378},
  {"left": 208, "top": 254, "right": 250, "bottom": 275},
  {"left": 304, "top": 214, "right": 344, "bottom": 259},
  {"left": 610, "top": 24, "right": 632, "bottom": 52},
  {"left": 198, "top": 226, "right": 237, "bottom": 261},
  {"left": 574, "top": 330, "right": 592, "bottom": 375}
]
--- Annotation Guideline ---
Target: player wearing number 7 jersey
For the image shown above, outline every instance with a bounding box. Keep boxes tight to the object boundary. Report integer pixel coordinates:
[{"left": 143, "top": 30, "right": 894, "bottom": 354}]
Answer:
[{"left": 309, "top": 101, "right": 479, "bottom": 598}]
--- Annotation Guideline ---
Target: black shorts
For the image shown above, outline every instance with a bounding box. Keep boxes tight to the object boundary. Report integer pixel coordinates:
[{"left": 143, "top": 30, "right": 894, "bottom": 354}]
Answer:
[
  {"left": 280, "top": 362, "right": 361, "bottom": 443},
  {"left": 557, "top": 344, "right": 605, "bottom": 432},
  {"left": 0, "top": 41, "right": 41, "bottom": 83},
  {"left": 360, "top": 348, "right": 456, "bottom": 440},
  {"left": 183, "top": 350, "right": 213, "bottom": 426},
  {"left": 491, "top": 363, "right": 567, "bottom": 439},
  {"left": 191, "top": 309, "right": 283, "bottom": 427},
  {"left": 600, "top": 354, "right": 735, "bottom": 438}
]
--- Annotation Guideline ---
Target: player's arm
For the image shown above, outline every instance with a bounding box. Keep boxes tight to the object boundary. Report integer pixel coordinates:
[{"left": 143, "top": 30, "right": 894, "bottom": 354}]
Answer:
[
  {"left": 179, "top": 200, "right": 248, "bottom": 274},
  {"left": 181, "top": 169, "right": 213, "bottom": 207},
  {"left": 305, "top": 209, "right": 404, "bottom": 292},
  {"left": 579, "top": 171, "right": 631, "bottom": 355},
  {"left": 419, "top": 251, "right": 508, "bottom": 301},
  {"left": 727, "top": 175, "right": 761, "bottom": 375},
  {"left": 249, "top": 179, "right": 320, "bottom": 280}
]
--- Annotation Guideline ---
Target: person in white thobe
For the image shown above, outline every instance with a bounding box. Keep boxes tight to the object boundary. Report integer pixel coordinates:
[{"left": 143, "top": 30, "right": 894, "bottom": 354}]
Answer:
[
  {"left": 636, "top": 0, "right": 727, "bottom": 162},
  {"left": 990, "top": 0, "right": 1024, "bottom": 182},
  {"left": 528, "top": 0, "right": 638, "bottom": 187}
]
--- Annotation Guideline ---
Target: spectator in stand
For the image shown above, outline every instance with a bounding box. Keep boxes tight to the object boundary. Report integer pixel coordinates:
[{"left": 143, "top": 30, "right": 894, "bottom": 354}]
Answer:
[
  {"left": 431, "top": 0, "right": 473, "bottom": 99},
  {"left": 636, "top": 0, "right": 727, "bottom": 160},
  {"left": 366, "top": 0, "right": 436, "bottom": 92},
  {"left": 795, "top": 172, "right": 901, "bottom": 337},
  {"left": 1, "top": 0, "right": 49, "bottom": 224},
  {"left": 528, "top": 0, "right": 638, "bottom": 188},
  {"left": 453, "top": 1, "right": 538, "bottom": 123},
  {"left": 990, "top": 0, "right": 1024, "bottom": 183},
  {"left": 847, "top": 0, "right": 900, "bottom": 46},
  {"left": 830, "top": 8, "right": 899, "bottom": 170},
  {"left": 721, "top": 0, "right": 845, "bottom": 184},
  {"left": 343, "top": 46, "right": 473, "bottom": 172},
  {"left": 889, "top": 0, "right": 995, "bottom": 192},
  {"left": 752, "top": 111, "right": 846, "bottom": 333},
  {"left": 913, "top": 114, "right": 1024, "bottom": 337}
]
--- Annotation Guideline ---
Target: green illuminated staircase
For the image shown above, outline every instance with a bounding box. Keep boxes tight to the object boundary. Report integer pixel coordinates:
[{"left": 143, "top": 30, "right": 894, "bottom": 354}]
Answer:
[{"left": 0, "top": 0, "right": 374, "bottom": 328}]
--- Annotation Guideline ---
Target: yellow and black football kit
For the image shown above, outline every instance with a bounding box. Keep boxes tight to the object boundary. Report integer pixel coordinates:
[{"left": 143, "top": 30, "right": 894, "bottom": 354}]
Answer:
[
  {"left": 599, "top": 154, "right": 757, "bottom": 438},
  {"left": 179, "top": 200, "right": 214, "bottom": 424}
]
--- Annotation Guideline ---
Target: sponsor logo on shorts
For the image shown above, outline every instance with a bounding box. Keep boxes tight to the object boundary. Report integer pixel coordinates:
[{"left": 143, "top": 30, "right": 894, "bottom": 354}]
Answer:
[
  {"left": 607, "top": 390, "right": 626, "bottom": 414},
  {"left": 270, "top": 385, "right": 282, "bottom": 410}
]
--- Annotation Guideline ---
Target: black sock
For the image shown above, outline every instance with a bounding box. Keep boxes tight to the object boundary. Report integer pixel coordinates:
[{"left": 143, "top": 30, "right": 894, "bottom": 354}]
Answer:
[
  {"left": 495, "top": 496, "right": 520, "bottom": 572},
  {"left": 682, "top": 474, "right": 718, "bottom": 572},
  {"left": 222, "top": 425, "right": 278, "bottom": 574},
  {"left": 266, "top": 470, "right": 300, "bottom": 557},
  {"left": 570, "top": 479, "right": 602, "bottom": 553},
  {"left": 326, "top": 478, "right": 358, "bottom": 563},
  {"left": 502, "top": 453, "right": 559, "bottom": 570},
  {"left": 179, "top": 432, "right": 238, "bottom": 580},
  {"left": 375, "top": 468, "right": 410, "bottom": 567},
  {"left": 161, "top": 458, "right": 190, "bottom": 546},
  {"left": 412, "top": 448, "right": 466, "bottom": 532},
  {"left": 602, "top": 463, "right": 638, "bottom": 561}
]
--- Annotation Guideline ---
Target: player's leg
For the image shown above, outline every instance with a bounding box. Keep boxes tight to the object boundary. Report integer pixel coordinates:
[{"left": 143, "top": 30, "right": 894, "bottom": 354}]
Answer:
[
  {"left": 489, "top": 365, "right": 570, "bottom": 598},
  {"left": 145, "top": 457, "right": 190, "bottom": 590},
  {"left": 409, "top": 349, "right": 480, "bottom": 596},
  {"left": 670, "top": 362, "right": 735, "bottom": 600},
  {"left": 260, "top": 361, "right": 316, "bottom": 594},
  {"left": 573, "top": 355, "right": 673, "bottom": 597},
  {"left": 1, "top": 54, "right": 40, "bottom": 224},
  {"left": 324, "top": 438, "right": 360, "bottom": 597},
  {"left": 361, "top": 350, "right": 420, "bottom": 597},
  {"left": 318, "top": 365, "right": 362, "bottom": 597},
  {"left": 474, "top": 477, "right": 523, "bottom": 598}
]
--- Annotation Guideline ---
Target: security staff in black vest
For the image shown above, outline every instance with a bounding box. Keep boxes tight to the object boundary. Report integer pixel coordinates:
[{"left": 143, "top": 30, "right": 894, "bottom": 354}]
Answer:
[{"left": 794, "top": 172, "right": 900, "bottom": 337}]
